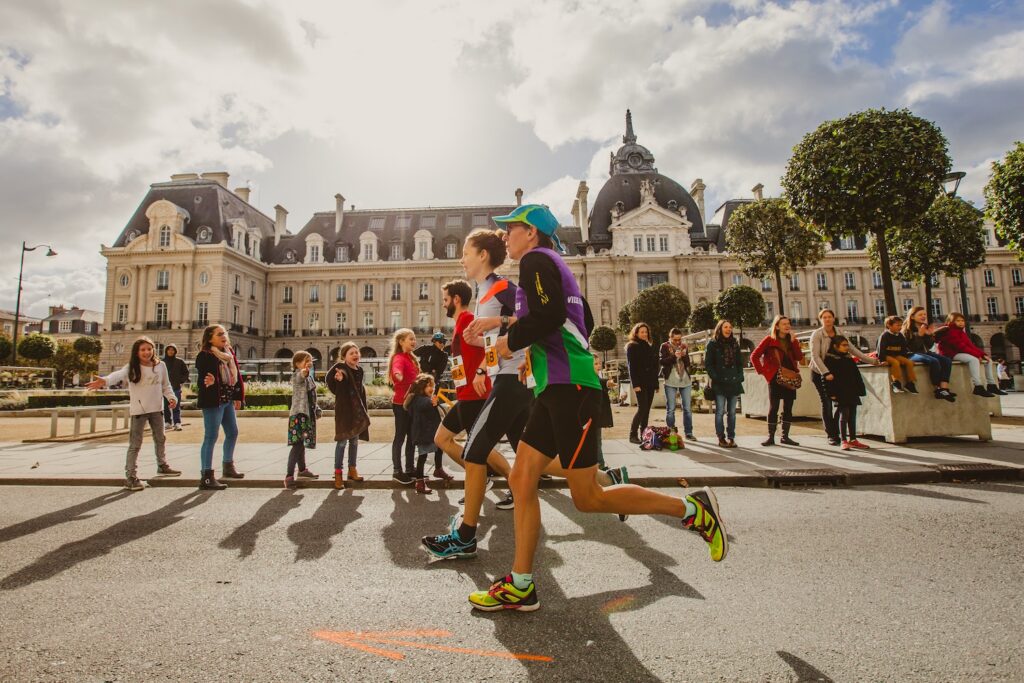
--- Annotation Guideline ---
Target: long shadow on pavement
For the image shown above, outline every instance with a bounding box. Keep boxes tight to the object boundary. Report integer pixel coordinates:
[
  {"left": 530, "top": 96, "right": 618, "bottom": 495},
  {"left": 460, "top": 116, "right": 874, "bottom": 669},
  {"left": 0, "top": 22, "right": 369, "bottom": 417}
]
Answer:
[
  {"left": 851, "top": 485, "right": 988, "bottom": 504},
  {"left": 219, "top": 490, "right": 304, "bottom": 559},
  {"left": 287, "top": 489, "right": 364, "bottom": 562},
  {"left": 777, "top": 650, "right": 834, "bottom": 682},
  {"left": 1, "top": 491, "right": 212, "bottom": 590},
  {"left": 0, "top": 490, "right": 132, "bottom": 544}
]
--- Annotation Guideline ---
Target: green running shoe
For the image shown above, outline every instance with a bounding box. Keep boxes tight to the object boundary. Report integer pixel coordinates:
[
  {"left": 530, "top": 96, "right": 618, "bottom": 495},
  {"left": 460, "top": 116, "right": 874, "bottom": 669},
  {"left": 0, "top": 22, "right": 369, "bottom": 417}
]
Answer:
[
  {"left": 468, "top": 575, "right": 539, "bottom": 612},
  {"left": 683, "top": 486, "right": 728, "bottom": 562},
  {"left": 606, "top": 466, "right": 630, "bottom": 522}
]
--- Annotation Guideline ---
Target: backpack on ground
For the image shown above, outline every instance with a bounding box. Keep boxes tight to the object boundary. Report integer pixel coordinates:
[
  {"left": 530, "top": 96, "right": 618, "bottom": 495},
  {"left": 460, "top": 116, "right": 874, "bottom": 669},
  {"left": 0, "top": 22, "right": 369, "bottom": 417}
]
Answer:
[{"left": 641, "top": 426, "right": 671, "bottom": 451}]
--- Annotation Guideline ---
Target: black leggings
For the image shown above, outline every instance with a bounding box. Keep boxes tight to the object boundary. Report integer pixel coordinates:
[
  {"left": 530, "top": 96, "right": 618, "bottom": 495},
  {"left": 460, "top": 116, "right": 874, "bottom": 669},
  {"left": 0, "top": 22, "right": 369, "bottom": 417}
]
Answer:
[
  {"left": 767, "top": 381, "right": 795, "bottom": 432},
  {"left": 391, "top": 405, "right": 415, "bottom": 475},
  {"left": 630, "top": 386, "right": 655, "bottom": 438},
  {"left": 811, "top": 372, "right": 838, "bottom": 440},
  {"left": 287, "top": 443, "right": 307, "bottom": 477},
  {"left": 835, "top": 405, "right": 858, "bottom": 441}
]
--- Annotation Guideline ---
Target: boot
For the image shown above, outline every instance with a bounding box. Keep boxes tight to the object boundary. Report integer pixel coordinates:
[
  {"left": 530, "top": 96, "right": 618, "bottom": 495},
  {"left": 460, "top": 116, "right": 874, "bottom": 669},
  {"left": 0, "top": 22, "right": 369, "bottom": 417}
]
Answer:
[
  {"left": 199, "top": 469, "right": 227, "bottom": 490},
  {"left": 432, "top": 466, "right": 454, "bottom": 481},
  {"left": 761, "top": 422, "right": 776, "bottom": 447},
  {"left": 347, "top": 467, "right": 364, "bottom": 482},
  {"left": 988, "top": 383, "right": 1007, "bottom": 396},
  {"left": 415, "top": 477, "right": 433, "bottom": 495},
  {"left": 334, "top": 470, "right": 345, "bottom": 490},
  {"left": 222, "top": 461, "right": 245, "bottom": 479},
  {"left": 779, "top": 422, "right": 800, "bottom": 446}
]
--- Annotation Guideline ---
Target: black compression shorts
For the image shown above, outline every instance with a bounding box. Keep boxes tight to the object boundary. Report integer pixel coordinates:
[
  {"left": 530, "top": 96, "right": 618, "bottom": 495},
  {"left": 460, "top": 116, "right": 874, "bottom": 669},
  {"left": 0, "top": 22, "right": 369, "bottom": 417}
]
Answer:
[
  {"left": 462, "top": 374, "right": 533, "bottom": 465},
  {"left": 519, "top": 384, "right": 601, "bottom": 469},
  {"left": 440, "top": 398, "right": 485, "bottom": 436}
]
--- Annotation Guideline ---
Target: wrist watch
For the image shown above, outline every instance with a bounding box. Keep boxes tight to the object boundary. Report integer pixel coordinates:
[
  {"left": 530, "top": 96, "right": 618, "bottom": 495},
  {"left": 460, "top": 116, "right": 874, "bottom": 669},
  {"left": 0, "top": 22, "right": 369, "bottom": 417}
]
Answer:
[
  {"left": 501, "top": 315, "right": 510, "bottom": 327},
  {"left": 475, "top": 368, "right": 487, "bottom": 376}
]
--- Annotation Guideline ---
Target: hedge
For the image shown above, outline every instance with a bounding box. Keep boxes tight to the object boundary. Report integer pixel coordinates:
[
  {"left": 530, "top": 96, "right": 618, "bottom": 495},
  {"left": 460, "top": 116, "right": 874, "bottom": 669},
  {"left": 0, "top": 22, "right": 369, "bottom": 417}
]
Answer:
[{"left": 27, "top": 394, "right": 130, "bottom": 409}]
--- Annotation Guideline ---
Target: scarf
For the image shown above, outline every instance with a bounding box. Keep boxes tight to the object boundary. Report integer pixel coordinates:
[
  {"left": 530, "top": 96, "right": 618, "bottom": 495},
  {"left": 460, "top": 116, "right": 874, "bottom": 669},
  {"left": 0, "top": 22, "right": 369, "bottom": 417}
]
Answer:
[
  {"left": 667, "top": 340, "right": 688, "bottom": 379},
  {"left": 209, "top": 345, "right": 239, "bottom": 386},
  {"left": 721, "top": 337, "right": 738, "bottom": 368}
]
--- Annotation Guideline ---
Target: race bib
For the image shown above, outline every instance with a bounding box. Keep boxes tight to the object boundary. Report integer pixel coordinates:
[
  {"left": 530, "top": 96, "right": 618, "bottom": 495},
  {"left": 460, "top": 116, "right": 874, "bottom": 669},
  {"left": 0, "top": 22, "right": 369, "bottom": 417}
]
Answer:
[
  {"left": 450, "top": 355, "right": 467, "bottom": 387},
  {"left": 484, "top": 333, "right": 500, "bottom": 377},
  {"left": 523, "top": 349, "right": 537, "bottom": 389}
]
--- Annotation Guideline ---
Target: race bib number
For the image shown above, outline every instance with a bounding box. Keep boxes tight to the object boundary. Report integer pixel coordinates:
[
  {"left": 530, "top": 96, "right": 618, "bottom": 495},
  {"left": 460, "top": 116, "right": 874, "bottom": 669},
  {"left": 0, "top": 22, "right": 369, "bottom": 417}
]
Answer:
[
  {"left": 523, "top": 349, "right": 536, "bottom": 389},
  {"left": 484, "top": 333, "right": 500, "bottom": 377},
  {"left": 450, "top": 355, "right": 467, "bottom": 387}
]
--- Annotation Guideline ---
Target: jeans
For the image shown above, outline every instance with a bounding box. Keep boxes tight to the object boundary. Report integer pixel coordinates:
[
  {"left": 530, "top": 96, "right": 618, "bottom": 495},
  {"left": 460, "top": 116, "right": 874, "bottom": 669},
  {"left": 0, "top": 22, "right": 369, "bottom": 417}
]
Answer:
[
  {"left": 811, "top": 372, "right": 837, "bottom": 441},
  {"left": 714, "top": 394, "right": 738, "bottom": 440},
  {"left": 391, "top": 405, "right": 414, "bottom": 474},
  {"left": 664, "top": 384, "right": 693, "bottom": 435},
  {"left": 835, "top": 404, "right": 858, "bottom": 441},
  {"left": 952, "top": 353, "right": 997, "bottom": 387},
  {"left": 334, "top": 437, "right": 358, "bottom": 470},
  {"left": 200, "top": 402, "right": 238, "bottom": 471},
  {"left": 767, "top": 381, "right": 795, "bottom": 435},
  {"left": 126, "top": 411, "right": 167, "bottom": 478},
  {"left": 163, "top": 386, "right": 182, "bottom": 425},
  {"left": 629, "top": 386, "right": 655, "bottom": 439},
  {"left": 286, "top": 443, "right": 307, "bottom": 477},
  {"left": 909, "top": 352, "right": 952, "bottom": 386}
]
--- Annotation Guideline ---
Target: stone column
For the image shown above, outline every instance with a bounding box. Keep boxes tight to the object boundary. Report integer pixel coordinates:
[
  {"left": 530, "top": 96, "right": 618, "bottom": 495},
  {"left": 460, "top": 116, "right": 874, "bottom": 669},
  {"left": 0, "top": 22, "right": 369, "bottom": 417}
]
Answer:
[
  {"left": 135, "top": 265, "right": 148, "bottom": 328},
  {"left": 182, "top": 264, "right": 194, "bottom": 327}
]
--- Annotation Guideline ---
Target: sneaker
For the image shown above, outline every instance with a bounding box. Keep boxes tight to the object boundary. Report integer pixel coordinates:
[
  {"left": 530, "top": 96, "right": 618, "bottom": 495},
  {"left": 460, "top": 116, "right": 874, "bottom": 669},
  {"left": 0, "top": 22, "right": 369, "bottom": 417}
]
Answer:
[
  {"left": 495, "top": 493, "right": 515, "bottom": 510},
  {"left": 891, "top": 381, "right": 903, "bottom": 393},
  {"left": 840, "top": 441, "right": 852, "bottom": 451},
  {"left": 848, "top": 439, "right": 870, "bottom": 450},
  {"left": 827, "top": 437, "right": 841, "bottom": 447},
  {"left": 173, "top": 424, "right": 183, "bottom": 431},
  {"left": 538, "top": 474, "right": 552, "bottom": 481},
  {"left": 422, "top": 524, "right": 477, "bottom": 560},
  {"left": 468, "top": 575, "right": 539, "bottom": 612},
  {"left": 156, "top": 463, "right": 181, "bottom": 476},
  {"left": 935, "top": 389, "right": 956, "bottom": 403},
  {"left": 988, "top": 384, "right": 1008, "bottom": 396},
  {"left": 283, "top": 476, "right": 297, "bottom": 489},
  {"left": 393, "top": 472, "right": 414, "bottom": 485},
  {"left": 163, "top": 422, "right": 172, "bottom": 430},
  {"left": 124, "top": 477, "right": 144, "bottom": 491},
  {"left": 628, "top": 436, "right": 642, "bottom": 445},
  {"left": 779, "top": 436, "right": 800, "bottom": 446},
  {"left": 683, "top": 487, "right": 727, "bottom": 562},
  {"left": 606, "top": 466, "right": 630, "bottom": 522},
  {"left": 297, "top": 469, "right": 319, "bottom": 479},
  {"left": 904, "top": 382, "right": 919, "bottom": 394},
  {"left": 685, "top": 434, "right": 696, "bottom": 441},
  {"left": 972, "top": 385, "right": 995, "bottom": 398}
]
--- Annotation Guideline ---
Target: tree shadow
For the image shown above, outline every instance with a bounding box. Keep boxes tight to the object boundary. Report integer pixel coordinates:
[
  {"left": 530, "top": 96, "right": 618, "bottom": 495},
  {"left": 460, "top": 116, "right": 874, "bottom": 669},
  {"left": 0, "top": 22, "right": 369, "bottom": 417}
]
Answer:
[
  {"left": 776, "top": 650, "right": 834, "bottom": 682},
  {"left": 941, "top": 481, "right": 1024, "bottom": 495},
  {"left": 286, "top": 489, "right": 364, "bottom": 562},
  {"left": 0, "top": 490, "right": 132, "bottom": 544},
  {"left": 853, "top": 485, "right": 987, "bottom": 504},
  {"left": 219, "top": 490, "right": 304, "bottom": 559},
  {"left": 1, "top": 491, "right": 212, "bottom": 590}
]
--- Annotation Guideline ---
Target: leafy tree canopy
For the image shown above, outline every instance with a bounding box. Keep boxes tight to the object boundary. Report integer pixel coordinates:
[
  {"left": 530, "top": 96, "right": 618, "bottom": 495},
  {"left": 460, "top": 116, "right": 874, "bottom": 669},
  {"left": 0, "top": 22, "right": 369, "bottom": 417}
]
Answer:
[
  {"left": 688, "top": 301, "right": 717, "bottom": 333},
  {"left": 726, "top": 198, "right": 826, "bottom": 281},
  {"left": 73, "top": 336, "right": 103, "bottom": 356},
  {"left": 589, "top": 325, "right": 618, "bottom": 354},
  {"left": 17, "top": 334, "right": 56, "bottom": 363},
  {"left": 985, "top": 140, "right": 1024, "bottom": 259},
  {"left": 714, "top": 285, "right": 765, "bottom": 330},
  {"left": 618, "top": 283, "right": 691, "bottom": 344}
]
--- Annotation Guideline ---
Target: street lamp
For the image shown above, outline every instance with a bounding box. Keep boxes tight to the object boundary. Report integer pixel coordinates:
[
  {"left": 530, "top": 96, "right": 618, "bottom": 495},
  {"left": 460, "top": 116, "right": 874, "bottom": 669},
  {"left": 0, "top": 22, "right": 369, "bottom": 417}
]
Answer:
[
  {"left": 943, "top": 171, "right": 971, "bottom": 329},
  {"left": 11, "top": 242, "right": 58, "bottom": 366}
]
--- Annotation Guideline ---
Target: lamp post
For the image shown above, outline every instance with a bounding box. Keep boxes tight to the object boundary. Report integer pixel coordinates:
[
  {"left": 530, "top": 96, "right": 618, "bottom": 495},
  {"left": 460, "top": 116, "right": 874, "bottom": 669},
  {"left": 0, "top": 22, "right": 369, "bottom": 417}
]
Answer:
[
  {"left": 942, "top": 171, "right": 970, "bottom": 329},
  {"left": 11, "top": 242, "right": 58, "bottom": 366}
]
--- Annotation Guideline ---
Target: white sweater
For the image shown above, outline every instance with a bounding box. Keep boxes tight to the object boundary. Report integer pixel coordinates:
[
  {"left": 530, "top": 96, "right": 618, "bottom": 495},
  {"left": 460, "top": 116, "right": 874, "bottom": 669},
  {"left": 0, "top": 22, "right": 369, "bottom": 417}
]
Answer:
[{"left": 102, "top": 363, "right": 177, "bottom": 416}]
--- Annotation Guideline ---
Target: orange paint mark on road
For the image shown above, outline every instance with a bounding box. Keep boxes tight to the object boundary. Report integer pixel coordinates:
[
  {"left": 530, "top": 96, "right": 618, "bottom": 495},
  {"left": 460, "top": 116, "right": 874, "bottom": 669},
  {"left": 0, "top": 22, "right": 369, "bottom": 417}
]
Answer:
[
  {"left": 313, "top": 629, "right": 553, "bottom": 663},
  {"left": 601, "top": 594, "right": 637, "bottom": 614}
]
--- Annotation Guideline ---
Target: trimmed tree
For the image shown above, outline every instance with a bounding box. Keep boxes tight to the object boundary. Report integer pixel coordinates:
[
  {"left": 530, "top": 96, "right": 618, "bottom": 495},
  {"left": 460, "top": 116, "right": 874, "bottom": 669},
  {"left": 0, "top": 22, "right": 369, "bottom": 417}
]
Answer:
[
  {"left": 714, "top": 285, "right": 765, "bottom": 343},
  {"left": 1006, "top": 317, "right": 1024, "bottom": 354},
  {"left": 783, "top": 107, "right": 951, "bottom": 315},
  {"left": 868, "top": 194, "right": 986, "bottom": 320},
  {"left": 51, "top": 341, "right": 96, "bottom": 388},
  {"left": 688, "top": 301, "right": 717, "bottom": 333},
  {"left": 985, "top": 141, "right": 1024, "bottom": 259},
  {"left": 0, "top": 335, "right": 11, "bottom": 364},
  {"left": 725, "top": 198, "right": 826, "bottom": 316},
  {"left": 618, "top": 283, "right": 691, "bottom": 345},
  {"left": 73, "top": 336, "right": 103, "bottom": 356},
  {"left": 17, "top": 334, "right": 56, "bottom": 366},
  {"left": 589, "top": 325, "right": 618, "bottom": 363}
]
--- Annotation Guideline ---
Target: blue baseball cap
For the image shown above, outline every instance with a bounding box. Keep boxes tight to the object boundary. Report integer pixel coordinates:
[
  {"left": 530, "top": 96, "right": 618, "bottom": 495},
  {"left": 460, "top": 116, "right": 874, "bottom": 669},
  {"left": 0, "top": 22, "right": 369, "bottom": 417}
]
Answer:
[{"left": 492, "top": 204, "right": 565, "bottom": 254}]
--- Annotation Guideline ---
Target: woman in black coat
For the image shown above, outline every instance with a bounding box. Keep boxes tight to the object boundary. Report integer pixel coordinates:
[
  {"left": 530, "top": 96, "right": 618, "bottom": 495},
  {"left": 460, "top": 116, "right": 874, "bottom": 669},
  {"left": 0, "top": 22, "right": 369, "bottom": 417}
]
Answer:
[{"left": 626, "top": 323, "right": 659, "bottom": 445}]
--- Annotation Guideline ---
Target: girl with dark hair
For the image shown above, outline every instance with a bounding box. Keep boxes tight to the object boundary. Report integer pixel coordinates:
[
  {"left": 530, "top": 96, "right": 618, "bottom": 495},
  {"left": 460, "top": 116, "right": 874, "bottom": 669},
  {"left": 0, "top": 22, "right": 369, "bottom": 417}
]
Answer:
[
  {"left": 902, "top": 306, "right": 955, "bottom": 402},
  {"left": 86, "top": 337, "right": 181, "bottom": 490},
  {"left": 326, "top": 342, "right": 369, "bottom": 489},
  {"left": 809, "top": 308, "right": 878, "bottom": 446},
  {"left": 284, "top": 351, "right": 320, "bottom": 489},
  {"left": 626, "top": 322, "right": 659, "bottom": 445},
  {"left": 704, "top": 320, "right": 744, "bottom": 447},
  {"left": 750, "top": 315, "right": 805, "bottom": 446},
  {"left": 405, "top": 373, "right": 442, "bottom": 495},
  {"left": 823, "top": 336, "right": 869, "bottom": 451},
  {"left": 195, "top": 324, "right": 246, "bottom": 490}
]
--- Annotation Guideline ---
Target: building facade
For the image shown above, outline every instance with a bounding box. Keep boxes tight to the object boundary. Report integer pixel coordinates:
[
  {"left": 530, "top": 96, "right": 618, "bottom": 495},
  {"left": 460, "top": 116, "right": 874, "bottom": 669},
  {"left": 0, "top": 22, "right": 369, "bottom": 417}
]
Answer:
[
  {"left": 25, "top": 305, "right": 102, "bottom": 345},
  {"left": 98, "top": 116, "right": 1024, "bottom": 373}
]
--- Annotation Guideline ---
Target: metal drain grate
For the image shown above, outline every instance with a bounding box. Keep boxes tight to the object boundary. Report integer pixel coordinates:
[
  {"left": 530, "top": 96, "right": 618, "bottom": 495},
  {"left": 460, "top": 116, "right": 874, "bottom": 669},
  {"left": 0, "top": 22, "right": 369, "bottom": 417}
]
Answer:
[
  {"left": 928, "top": 462, "right": 1022, "bottom": 482},
  {"left": 758, "top": 468, "right": 846, "bottom": 488}
]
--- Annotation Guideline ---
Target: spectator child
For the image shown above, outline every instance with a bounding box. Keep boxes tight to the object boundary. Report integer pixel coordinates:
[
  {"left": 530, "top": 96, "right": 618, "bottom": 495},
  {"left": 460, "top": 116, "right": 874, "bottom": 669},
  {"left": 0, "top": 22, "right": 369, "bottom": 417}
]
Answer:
[
  {"left": 997, "top": 358, "right": 1011, "bottom": 391},
  {"left": 936, "top": 312, "right": 1006, "bottom": 397},
  {"left": 902, "top": 306, "right": 955, "bottom": 402},
  {"left": 326, "top": 342, "right": 370, "bottom": 489},
  {"left": 161, "top": 343, "right": 189, "bottom": 430},
  {"left": 593, "top": 353, "right": 615, "bottom": 470},
  {"left": 405, "top": 373, "right": 441, "bottom": 495},
  {"left": 824, "top": 336, "right": 869, "bottom": 451},
  {"left": 86, "top": 337, "right": 181, "bottom": 490},
  {"left": 876, "top": 316, "right": 919, "bottom": 394},
  {"left": 284, "top": 351, "right": 320, "bottom": 489}
]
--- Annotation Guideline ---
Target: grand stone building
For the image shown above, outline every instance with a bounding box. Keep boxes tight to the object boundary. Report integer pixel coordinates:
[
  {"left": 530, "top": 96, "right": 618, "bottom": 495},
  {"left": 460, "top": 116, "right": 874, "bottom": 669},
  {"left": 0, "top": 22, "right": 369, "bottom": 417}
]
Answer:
[{"left": 98, "top": 113, "right": 1023, "bottom": 373}]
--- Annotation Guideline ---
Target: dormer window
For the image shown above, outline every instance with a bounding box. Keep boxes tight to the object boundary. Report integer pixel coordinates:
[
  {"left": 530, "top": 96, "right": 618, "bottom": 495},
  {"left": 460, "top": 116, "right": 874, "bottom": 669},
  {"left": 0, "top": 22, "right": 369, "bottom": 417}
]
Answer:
[
  {"left": 390, "top": 243, "right": 402, "bottom": 260},
  {"left": 159, "top": 225, "right": 171, "bottom": 247},
  {"left": 284, "top": 249, "right": 296, "bottom": 263},
  {"left": 336, "top": 244, "right": 349, "bottom": 262},
  {"left": 445, "top": 242, "right": 457, "bottom": 259},
  {"left": 309, "top": 245, "right": 320, "bottom": 263}
]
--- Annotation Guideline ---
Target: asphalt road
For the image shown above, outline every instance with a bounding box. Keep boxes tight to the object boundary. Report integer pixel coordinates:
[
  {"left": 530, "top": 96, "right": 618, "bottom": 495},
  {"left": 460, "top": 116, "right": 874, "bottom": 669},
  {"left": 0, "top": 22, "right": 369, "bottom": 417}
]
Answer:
[{"left": 1, "top": 482, "right": 1022, "bottom": 682}]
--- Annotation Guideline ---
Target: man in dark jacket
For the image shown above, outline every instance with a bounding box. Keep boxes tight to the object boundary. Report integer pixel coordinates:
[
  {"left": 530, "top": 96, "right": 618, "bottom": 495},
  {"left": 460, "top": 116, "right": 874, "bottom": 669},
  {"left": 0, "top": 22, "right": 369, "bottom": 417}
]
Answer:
[
  {"left": 414, "top": 332, "right": 449, "bottom": 384},
  {"left": 162, "top": 344, "right": 190, "bottom": 430},
  {"left": 659, "top": 327, "right": 694, "bottom": 439}
]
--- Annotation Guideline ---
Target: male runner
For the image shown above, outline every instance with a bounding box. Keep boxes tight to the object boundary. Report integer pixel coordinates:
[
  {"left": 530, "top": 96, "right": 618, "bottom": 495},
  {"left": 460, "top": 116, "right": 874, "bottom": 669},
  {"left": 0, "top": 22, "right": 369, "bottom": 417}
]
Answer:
[{"left": 467, "top": 204, "right": 727, "bottom": 612}]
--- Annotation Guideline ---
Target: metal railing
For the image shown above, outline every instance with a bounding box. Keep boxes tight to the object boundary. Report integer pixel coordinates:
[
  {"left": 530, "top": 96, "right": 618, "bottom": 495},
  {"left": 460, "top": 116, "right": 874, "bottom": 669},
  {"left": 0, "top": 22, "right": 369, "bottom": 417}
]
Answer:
[
  {"left": 357, "top": 327, "right": 378, "bottom": 336},
  {"left": 275, "top": 329, "right": 294, "bottom": 337},
  {"left": 145, "top": 321, "right": 171, "bottom": 330}
]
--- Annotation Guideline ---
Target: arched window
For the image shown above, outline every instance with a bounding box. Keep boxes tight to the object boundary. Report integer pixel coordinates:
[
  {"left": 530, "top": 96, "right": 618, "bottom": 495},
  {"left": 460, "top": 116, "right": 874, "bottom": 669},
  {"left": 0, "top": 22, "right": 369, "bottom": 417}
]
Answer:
[{"left": 159, "top": 225, "right": 171, "bottom": 247}]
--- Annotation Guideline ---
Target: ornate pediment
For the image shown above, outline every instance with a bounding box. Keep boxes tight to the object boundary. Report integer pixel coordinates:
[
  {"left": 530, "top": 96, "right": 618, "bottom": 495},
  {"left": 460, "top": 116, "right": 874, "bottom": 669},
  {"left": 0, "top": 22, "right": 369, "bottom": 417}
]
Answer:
[{"left": 610, "top": 203, "right": 692, "bottom": 231}]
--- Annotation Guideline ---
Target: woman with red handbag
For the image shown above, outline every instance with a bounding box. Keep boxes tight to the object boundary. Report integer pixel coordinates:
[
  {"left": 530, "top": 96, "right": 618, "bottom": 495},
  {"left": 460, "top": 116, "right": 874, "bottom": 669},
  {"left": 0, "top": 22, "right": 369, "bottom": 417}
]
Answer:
[{"left": 750, "top": 315, "right": 805, "bottom": 447}]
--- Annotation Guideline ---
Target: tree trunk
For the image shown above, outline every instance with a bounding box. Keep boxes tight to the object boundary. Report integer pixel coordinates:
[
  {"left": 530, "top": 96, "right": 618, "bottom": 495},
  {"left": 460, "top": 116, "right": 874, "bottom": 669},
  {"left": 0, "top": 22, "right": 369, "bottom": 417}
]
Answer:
[
  {"left": 875, "top": 229, "right": 898, "bottom": 315},
  {"left": 924, "top": 275, "right": 934, "bottom": 322},
  {"left": 775, "top": 268, "right": 785, "bottom": 317}
]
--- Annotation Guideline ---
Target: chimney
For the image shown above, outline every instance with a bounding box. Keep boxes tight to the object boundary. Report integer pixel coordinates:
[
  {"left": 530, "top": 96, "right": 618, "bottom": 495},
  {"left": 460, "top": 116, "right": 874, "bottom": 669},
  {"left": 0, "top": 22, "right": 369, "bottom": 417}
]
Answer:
[
  {"left": 200, "top": 171, "right": 230, "bottom": 188},
  {"left": 575, "top": 181, "right": 590, "bottom": 242},
  {"left": 350, "top": 204, "right": 355, "bottom": 211},
  {"left": 49, "top": 304, "right": 66, "bottom": 317},
  {"left": 234, "top": 186, "right": 251, "bottom": 203},
  {"left": 690, "top": 178, "right": 706, "bottom": 223},
  {"left": 170, "top": 173, "right": 200, "bottom": 182},
  {"left": 515, "top": 188, "right": 524, "bottom": 207},
  {"left": 274, "top": 204, "right": 288, "bottom": 246},
  {"left": 752, "top": 183, "right": 764, "bottom": 201},
  {"left": 335, "top": 193, "right": 345, "bottom": 235}
]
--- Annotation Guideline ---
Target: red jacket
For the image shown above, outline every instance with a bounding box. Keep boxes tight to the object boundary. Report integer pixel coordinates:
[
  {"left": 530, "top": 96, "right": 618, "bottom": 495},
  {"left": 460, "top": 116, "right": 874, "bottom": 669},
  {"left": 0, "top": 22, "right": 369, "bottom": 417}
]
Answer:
[
  {"left": 750, "top": 335, "right": 804, "bottom": 383},
  {"left": 937, "top": 325, "right": 985, "bottom": 360}
]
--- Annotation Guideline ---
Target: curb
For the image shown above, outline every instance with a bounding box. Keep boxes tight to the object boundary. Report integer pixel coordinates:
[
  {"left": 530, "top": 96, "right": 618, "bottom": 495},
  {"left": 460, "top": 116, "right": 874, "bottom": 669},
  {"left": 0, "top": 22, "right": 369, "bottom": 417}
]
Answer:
[{"left": 1, "top": 467, "right": 1020, "bottom": 490}]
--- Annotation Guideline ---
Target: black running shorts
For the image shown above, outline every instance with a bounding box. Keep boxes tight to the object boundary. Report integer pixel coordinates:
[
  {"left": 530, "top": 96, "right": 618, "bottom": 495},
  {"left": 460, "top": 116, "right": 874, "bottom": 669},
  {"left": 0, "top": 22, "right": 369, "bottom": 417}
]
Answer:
[
  {"left": 440, "top": 398, "right": 485, "bottom": 436},
  {"left": 520, "top": 384, "right": 602, "bottom": 469},
  {"left": 462, "top": 374, "right": 533, "bottom": 465}
]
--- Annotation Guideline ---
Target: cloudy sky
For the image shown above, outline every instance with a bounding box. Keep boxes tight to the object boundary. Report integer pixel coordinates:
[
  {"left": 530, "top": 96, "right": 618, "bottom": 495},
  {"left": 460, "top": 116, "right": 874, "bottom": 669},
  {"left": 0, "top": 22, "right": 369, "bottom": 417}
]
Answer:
[{"left": 1, "top": 0, "right": 1022, "bottom": 319}]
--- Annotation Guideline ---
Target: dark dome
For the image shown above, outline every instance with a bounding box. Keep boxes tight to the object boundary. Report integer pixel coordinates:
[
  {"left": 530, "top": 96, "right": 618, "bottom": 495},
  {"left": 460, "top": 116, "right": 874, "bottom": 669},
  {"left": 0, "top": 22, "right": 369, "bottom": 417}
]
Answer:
[{"left": 588, "top": 172, "right": 704, "bottom": 246}]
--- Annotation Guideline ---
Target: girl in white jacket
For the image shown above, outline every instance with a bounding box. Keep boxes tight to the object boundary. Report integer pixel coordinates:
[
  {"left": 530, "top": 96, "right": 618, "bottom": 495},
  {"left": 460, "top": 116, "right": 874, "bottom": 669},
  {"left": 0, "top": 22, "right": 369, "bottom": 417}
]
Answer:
[{"left": 87, "top": 337, "right": 181, "bottom": 490}]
